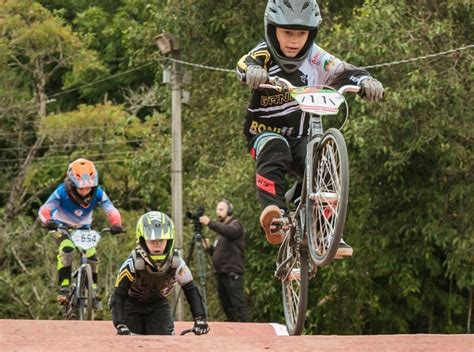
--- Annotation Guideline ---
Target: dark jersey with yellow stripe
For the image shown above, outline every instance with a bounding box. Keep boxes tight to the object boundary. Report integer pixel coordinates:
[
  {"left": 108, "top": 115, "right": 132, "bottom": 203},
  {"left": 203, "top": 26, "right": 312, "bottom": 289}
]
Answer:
[
  {"left": 113, "top": 248, "right": 193, "bottom": 301},
  {"left": 236, "top": 41, "right": 371, "bottom": 145},
  {"left": 110, "top": 248, "right": 205, "bottom": 327}
]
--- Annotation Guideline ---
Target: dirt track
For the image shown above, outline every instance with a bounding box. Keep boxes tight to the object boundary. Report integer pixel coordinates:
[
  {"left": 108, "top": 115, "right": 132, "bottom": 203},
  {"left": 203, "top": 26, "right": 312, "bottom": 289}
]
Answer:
[{"left": 0, "top": 319, "right": 472, "bottom": 351}]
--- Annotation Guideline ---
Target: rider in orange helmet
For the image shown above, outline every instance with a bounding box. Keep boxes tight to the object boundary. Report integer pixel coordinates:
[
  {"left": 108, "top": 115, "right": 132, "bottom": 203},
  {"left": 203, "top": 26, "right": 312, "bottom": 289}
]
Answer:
[{"left": 39, "top": 158, "right": 123, "bottom": 309}]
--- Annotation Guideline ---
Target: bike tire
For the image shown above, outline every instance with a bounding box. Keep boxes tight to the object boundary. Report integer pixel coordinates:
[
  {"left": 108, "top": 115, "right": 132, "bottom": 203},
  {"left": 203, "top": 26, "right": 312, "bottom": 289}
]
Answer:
[
  {"left": 307, "top": 128, "right": 349, "bottom": 267},
  {"left": 280, "top": 221, "right": 309, "bottom": 335},
  {"left": 77, "top": 264, "right": 94, "bottom": 320}
]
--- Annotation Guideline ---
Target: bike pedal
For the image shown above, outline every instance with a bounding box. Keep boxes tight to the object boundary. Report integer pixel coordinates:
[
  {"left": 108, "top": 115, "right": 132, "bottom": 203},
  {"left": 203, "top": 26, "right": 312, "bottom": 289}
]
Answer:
[
  {"left": 57, "top": 297, "right": 69, "bottom": 305},
  {"left": 269, "top": 224, "right": 282, "bottom": 232}
]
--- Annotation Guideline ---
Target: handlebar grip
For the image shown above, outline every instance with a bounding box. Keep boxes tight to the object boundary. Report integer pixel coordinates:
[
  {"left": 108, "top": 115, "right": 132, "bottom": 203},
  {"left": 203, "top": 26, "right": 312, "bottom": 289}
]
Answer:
[
  {"left": 338, "top": 85, "right": 360, "bottom": 95},
  {"left": 180, "top": 328, "right": 194, "bottom": 336},
  {"left": 259, "top": 83, "right": 283, "bottom": 91}
]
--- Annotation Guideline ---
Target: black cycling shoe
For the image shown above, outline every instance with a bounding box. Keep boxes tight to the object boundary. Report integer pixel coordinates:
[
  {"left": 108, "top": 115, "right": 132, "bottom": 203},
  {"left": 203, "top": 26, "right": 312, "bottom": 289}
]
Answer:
[{"left": 57, "top": 287, "right": 71, "bottom": 305}]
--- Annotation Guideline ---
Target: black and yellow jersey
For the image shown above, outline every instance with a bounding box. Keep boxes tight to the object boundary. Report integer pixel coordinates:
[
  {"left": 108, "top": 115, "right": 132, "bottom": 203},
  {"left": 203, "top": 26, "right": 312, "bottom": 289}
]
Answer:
[
  {"left": 236, "top": 41, "right": 371, "bottom": 144},
  {"left": 113, "top": 248, "right": 193, "bottom": 301},
  {"left": 110, "top": 248, "right": 206, "bottom": 328}
]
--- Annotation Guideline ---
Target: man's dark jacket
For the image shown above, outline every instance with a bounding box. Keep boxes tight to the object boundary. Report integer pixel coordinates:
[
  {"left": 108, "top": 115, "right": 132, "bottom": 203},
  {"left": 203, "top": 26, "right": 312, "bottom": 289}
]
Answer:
[{"left": 207, "top": 217, "right": 244, "bottom": 274}]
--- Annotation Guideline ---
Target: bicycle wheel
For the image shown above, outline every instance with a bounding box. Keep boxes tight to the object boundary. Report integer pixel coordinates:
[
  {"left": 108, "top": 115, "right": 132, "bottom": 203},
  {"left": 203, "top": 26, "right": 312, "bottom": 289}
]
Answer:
[
  {"left": 278, "top": 220, "right": 309, "bottom": 335},
  {"left": 76, "top": 264, "right": 94, "bottom": 320},
  {"left": 307, "top": 128, "right": 349, "bottom": 267}
]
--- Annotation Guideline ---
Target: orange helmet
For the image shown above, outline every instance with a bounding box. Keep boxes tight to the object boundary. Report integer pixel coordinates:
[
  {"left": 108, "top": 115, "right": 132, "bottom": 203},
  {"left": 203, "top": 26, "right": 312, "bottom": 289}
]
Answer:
[{"left": 67, "top": 158, "right": 98, "bottom": 189}]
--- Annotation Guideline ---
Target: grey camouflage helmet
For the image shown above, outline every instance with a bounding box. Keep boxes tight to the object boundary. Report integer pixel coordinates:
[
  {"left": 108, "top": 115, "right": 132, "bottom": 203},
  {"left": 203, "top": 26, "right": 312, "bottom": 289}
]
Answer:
[{"left": 264, "top": 0, "right": 322, "bottom": 73}]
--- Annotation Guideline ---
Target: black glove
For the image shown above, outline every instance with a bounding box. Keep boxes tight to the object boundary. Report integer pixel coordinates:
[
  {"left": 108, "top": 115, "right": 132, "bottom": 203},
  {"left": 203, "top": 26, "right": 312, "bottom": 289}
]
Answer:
[
  {"left": 116, "top": 324, "right": 131, "bottom": 335},
  {"left": 359, "top": 77, "right": 384, "bottom": 102},
  {"left": 193, "top": 317, "right": 210, "bottom": 335},
  {"left": 245, "top": 65, "right": 268, "bottom": 89},
  {"left": 110, "top": 225, "right": 123, "bottom": 235},
  {"left": 44, "top": 220, "right": 58, "bottom": 231}
]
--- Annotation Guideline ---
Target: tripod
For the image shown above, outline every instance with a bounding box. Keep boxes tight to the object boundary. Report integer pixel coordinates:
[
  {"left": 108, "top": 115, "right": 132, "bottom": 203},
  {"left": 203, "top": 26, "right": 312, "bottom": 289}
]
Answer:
[{"left": 173, "top": 220, "right": 210, "bottom": 318}]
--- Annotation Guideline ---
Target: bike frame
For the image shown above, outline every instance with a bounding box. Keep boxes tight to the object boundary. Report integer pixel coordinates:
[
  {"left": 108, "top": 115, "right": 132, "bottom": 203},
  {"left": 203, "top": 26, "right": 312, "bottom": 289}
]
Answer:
[
  {"left": 295, "top": 113, "right": 324, "bottom": 244},
  {"left": 261, "top": 78, "right": 359, "bottom": 250}
]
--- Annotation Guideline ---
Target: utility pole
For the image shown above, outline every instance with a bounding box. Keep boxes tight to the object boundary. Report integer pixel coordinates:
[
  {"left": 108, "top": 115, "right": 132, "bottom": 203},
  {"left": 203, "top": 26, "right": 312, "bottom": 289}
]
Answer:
[{"left": 155, "top": 32, "right": 184, "bottom": 320}]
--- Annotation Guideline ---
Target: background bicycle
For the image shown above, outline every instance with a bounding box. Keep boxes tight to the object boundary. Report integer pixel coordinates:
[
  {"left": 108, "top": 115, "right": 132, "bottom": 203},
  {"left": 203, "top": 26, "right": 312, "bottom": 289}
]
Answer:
[
  {"left": 261, "top": 77, "right": 360, "bottom": 335},
  {"left": 50, "top": 227, "right": 113, "bottom": 320}
]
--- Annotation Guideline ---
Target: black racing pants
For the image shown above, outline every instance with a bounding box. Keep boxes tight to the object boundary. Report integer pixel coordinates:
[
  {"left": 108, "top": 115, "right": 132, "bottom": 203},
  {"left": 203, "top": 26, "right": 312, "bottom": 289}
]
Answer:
[
  {"left": 216, "top": 272, "right": 249, "bottom": 322},
  {"left": 252, "top": 134, "right": 308, "bottom": 210},
  {"left": 124, "top": 298, "right": 174, "bottom": 335}
]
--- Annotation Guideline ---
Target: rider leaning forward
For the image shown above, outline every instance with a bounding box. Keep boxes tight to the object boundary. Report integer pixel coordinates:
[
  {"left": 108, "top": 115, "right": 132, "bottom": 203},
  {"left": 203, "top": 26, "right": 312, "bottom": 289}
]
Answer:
[
  {"left": 38, "top": 158, "right": 123, "bottom": 309},
  {"left": 236, "top": 0, "right": 384, "bottom": 255},
  {"left": 109, "top": 211, "right": 210, "bottom": 336}
]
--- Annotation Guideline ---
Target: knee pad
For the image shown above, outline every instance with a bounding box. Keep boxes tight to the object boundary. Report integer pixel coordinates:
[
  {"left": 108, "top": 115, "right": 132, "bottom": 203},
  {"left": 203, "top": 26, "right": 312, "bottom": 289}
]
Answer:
[
  {"left": 253, "top": 133, "right": 290, "bottom": 160},
  {"left": 60, "top": 250, "right": 74, "bottom": 267}
]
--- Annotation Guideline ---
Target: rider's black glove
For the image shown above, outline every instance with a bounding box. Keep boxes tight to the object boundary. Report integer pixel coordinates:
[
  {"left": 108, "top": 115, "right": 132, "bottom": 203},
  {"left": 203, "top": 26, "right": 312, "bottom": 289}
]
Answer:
[
  {"left": 116, "top": 324, "right": 132, "bottom": 335},
  {"left": 193, "top": 317, "right": 210, "bottom": 335},
  {"left": 359, "top": 77, "right": 384, "bottom": 102},
  {"left": 245, "top": 65, "right": 268, "bottom": 90},
  {"left": 110, "top": 225, "right": 123, "bottom": 235},
  {"left": 44, "top": 220, "right": 58, "bottom": 231}
]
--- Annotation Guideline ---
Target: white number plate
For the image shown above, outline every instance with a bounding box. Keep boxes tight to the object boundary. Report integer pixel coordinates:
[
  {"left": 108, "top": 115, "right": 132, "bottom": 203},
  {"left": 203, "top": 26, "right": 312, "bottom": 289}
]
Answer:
[
  {"left": 70, "top": 230, "right": 101, "bottom": 250},
  {"left": 291, "top": 88, "right": 344, "bottom": 115}
]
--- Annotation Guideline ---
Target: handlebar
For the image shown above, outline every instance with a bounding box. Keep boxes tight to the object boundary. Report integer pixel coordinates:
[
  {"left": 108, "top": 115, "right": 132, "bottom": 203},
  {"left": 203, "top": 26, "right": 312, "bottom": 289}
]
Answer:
[
  {"left": 259, "top": 76, "right": 361, "bottom": 96},
  {"left": 179, "top": 328, "right": 195, "bottom": 336},
  {"left": 259, "top": 76, "right": 294, "bottom": 91},
  {"left": 45, "top": 223, "right": 120, "bottom": 235}
]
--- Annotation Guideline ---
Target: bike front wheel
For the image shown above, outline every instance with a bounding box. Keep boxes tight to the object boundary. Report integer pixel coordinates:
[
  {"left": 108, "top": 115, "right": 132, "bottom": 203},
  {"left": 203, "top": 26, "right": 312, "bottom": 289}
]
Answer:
[
  {"left": 278, "top": 220, "right": 309, "bottom": 335},
  {"left": 307, "top": 128, "right": 349, "bottom": 267},
  {"left": 76, "top": 264, "right": 94, "bottom": 320}
]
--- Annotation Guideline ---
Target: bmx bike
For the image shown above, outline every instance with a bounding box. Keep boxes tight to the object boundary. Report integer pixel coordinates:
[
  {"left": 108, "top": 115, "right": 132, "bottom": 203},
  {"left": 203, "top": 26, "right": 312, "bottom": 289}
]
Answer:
[
  {"left": 51, "top": 226, "right": 113, "bottom": 320},
  {"left": 259, "top": 77, "right": 360, "bottom": 335}
]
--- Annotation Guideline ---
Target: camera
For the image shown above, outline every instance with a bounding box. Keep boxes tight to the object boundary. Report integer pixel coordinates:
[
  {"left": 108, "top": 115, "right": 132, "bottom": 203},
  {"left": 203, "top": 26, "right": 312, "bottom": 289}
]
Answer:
[
  {"left": 186, "top": 206, "right": 205, "bottom": 233},
  {"left": 186, "top": 206, "right": 205, "bottom": 222}
]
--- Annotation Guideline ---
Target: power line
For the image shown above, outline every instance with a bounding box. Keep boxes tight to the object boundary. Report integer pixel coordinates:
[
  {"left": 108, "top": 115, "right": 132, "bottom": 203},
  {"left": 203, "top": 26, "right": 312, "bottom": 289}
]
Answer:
[
  {"left": 48, "top": 61, "right": 158, "bottom": 98},
  {"left": 164, "top": 57, "right": 234, "bottom": 73},
  {"left": 0, "top": 44, "right": 470, "bottom": 112},
  {"left": 0, "top": 150, "right": 146, "bottom": 164},
  {"left": 0, "top": 126, "right": 125, "bottom": 137},
  {"left": 0, "top": 44, "right": 468, "bottom": 118},
  {"left": 361, "top": 44, "right": 474, "bottom": 69},
  {"left": 0, "top": 158, "right": 137, "bottom": 172},
  {"left": 42, "top": 44, "right": 474, "bottom": 94},
  {"left": 165, "top": 44, "right": 473, "bottom": 71},
  {"left": 0, "top": 44, "right": 471, "bottom": 142},
  {"left": 0, "top": 138, "right": 145, "bottom": 152}
]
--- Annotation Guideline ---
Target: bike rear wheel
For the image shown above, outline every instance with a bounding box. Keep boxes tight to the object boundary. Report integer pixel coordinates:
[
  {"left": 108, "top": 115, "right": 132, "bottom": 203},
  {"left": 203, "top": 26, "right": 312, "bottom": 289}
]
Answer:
[
  {"left": 76, "top": 264, "right": 94, "bottom": 320},
  {"left": 307, "top": 128, "right": 349, "bottom": 267},
  {"left": 278, "top": 219, "right": 309, "bottom": 335}
]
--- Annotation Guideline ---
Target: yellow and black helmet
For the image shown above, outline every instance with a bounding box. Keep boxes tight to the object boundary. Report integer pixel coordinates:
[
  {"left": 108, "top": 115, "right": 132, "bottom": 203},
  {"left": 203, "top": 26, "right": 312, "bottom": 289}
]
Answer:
[{"left": 136, "top": 211, "right": 175, "bottom": 263}]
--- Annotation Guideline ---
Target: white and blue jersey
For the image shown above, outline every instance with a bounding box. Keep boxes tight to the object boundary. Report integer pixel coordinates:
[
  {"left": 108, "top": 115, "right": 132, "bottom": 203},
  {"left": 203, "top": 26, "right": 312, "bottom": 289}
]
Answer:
[{"left": 39, "top": 183, "right": 121, "bottom": 228}]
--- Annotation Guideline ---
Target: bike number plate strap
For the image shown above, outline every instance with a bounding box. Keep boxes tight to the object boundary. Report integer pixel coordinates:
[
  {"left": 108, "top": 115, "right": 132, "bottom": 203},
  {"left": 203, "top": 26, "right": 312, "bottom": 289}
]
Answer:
[
  {"left": 70, "top": 230, "right": 101, "bottom": 250},
  {"left": 290, "top": 87, "right": 344, "bottom": 115}
]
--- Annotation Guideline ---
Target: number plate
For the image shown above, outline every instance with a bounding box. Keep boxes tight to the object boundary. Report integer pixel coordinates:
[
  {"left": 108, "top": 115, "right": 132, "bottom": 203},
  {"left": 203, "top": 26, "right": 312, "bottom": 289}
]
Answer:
[
  {"left": 290, "top": 87, "right": 344, "bottom": 115},
  {"left": 70, "top": 230, "right": 101, "bottom": 250}
]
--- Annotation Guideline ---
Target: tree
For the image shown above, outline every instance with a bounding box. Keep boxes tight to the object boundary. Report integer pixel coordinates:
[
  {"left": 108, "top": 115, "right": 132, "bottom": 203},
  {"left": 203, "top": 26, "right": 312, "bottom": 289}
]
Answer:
[{"left": 0, "top": 0, "right": 106, "bottom": 221}]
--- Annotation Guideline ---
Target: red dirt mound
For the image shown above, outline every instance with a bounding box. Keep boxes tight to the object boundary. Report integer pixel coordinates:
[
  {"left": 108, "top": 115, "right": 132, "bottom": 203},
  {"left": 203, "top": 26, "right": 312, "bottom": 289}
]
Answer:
[{"left": 0, "top": 319, "right": 472, "bottom": 351}]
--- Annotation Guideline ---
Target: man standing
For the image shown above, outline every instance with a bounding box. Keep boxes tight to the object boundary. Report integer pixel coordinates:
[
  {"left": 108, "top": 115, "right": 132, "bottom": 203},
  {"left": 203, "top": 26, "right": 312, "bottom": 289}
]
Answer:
[{"left": 199, "top": 199, "right": 249, "bottom": 322}]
